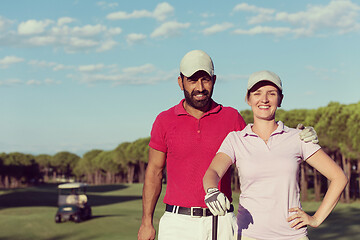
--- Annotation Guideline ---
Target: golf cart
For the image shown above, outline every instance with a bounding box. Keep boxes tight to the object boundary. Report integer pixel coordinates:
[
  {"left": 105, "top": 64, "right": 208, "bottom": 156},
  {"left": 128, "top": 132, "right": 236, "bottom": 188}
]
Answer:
[{"left": 55, "top": 182, "right": 92, "bottom": 223}]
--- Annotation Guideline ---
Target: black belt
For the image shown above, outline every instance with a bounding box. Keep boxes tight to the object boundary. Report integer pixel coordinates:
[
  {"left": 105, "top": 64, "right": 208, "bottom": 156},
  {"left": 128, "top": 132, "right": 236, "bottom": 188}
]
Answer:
[{"left": 165, "top": 204, "right": 234, "bottom": 217}]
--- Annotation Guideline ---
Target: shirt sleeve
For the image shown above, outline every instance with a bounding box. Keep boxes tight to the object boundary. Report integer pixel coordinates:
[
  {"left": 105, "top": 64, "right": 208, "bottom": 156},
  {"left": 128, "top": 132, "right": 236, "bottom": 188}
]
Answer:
[
  {"left": 217, "top": 132, "right": 237, "bottom": 164},
  {"left": 235, "top": 112, "right": 247, "bottom": 131},
  {"left": 300, "top": 133, "right": 321, "bottom": 161},
  {"left": 149, "top": 114, "right": 167, "bottom": 153}
]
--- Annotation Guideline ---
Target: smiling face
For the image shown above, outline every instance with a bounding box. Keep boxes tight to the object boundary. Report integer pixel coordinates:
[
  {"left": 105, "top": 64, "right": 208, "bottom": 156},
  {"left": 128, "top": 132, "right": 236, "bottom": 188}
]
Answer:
[
  {"left": 247, "top": 81, "right": 283, "bottom": 122},
  {"left": 178, "top": 70, "right": 216, "bottom": 112}
]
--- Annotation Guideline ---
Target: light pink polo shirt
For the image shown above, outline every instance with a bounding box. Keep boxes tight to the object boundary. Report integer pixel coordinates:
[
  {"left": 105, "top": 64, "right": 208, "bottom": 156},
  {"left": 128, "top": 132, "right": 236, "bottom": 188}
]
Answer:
[
  {"left": 218, "top": 121, "right": 321, "bottom": 240},
  {"left": 150, "top": 99, "right": 246, "bottom": 208}
]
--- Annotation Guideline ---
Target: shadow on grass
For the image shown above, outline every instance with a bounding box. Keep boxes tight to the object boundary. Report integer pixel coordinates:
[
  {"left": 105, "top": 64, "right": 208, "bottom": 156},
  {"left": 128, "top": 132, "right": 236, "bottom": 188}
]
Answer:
[
  {"left": 307, "top": 207, "right": 360, "bottom": 239},
  {"left": 0, "top": 232, "right": 109, "bottom": 240},
  {"left": 0, "top": 183, "right": 141, "bottom": 209},
  {"left": 90, "top": 214, "right": 124, "bottom": 220},
  {"left": 86, "top": 184, "right": 128, "bottom": 193}
]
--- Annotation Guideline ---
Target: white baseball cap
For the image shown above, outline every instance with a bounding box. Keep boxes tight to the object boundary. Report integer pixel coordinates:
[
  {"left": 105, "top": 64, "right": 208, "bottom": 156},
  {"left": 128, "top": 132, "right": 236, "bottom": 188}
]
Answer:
[
  {"left": 247, "top": 70, "right": 282, "bottom": 91},
  {"left": 180, "top": 50, "right": 214, "bottom": 77}
]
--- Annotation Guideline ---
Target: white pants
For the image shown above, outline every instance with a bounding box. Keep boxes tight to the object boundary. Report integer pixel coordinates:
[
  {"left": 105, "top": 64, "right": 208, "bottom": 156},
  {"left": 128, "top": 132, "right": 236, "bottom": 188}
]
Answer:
[
  {"left": 158, "top": 211, "right": 237, "bottom": 240},
  {"left": 237, "top": 236, "right": 309, "bottom": 240}
]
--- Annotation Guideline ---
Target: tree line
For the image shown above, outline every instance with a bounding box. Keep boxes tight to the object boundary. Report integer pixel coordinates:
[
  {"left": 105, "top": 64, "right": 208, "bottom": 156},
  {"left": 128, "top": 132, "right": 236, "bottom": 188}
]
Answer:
[{"left": 1, "top": 101, "right": 359, "bottom": 203}]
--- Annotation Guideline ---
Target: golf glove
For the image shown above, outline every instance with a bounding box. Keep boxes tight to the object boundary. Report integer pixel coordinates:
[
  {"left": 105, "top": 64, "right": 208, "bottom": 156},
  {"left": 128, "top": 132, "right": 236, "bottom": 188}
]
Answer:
[
  {"left": 297, "top": 124, "right": 319, "bottom": 144},
  {"left": 204, "top": 188, "right": 230, "bottom": 216}
]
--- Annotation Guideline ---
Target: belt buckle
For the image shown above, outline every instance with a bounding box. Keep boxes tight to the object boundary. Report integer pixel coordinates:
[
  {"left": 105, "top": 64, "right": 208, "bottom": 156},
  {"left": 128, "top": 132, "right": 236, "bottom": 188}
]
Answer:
[{"left": 190, "top": 207, "right": 204, "bottom": 218}]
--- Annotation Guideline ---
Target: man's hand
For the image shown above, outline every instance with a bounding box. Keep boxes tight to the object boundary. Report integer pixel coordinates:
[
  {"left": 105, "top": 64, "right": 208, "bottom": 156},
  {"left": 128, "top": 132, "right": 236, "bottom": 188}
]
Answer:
[
  {"left": 204, "top": 188, "right": 230, "bottom": 216},
  {"left": 138, "top": 223, "right": 156, "bottom": 240},
  {"left": 297, "top": 123, "right": 319, "bottom": 144}
]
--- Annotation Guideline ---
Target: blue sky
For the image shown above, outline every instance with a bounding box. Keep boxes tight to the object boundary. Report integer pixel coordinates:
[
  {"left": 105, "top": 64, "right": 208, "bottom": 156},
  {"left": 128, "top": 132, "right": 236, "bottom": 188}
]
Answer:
[{"left": 1, "top": 0, "right": 359, "bottom": 156}]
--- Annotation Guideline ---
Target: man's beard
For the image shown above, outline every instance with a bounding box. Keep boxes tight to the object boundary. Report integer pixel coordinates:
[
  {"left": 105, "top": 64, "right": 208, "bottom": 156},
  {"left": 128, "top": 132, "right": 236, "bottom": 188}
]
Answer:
[{"left": 183, "top": 88, "right": 213, "bottom": 111}]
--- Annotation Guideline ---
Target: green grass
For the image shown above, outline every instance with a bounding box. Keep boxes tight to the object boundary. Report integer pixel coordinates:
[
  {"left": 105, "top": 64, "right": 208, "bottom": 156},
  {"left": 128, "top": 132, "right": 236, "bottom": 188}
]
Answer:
[{"left": 0, "top": 184, "right": 359, "bottom": 240}]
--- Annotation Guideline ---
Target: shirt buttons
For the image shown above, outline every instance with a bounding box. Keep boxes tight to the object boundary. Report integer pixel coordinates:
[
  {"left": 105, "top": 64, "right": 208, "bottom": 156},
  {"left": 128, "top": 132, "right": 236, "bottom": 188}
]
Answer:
[{"left": 197, "top": 130, "right": 200, "bottom": 133}]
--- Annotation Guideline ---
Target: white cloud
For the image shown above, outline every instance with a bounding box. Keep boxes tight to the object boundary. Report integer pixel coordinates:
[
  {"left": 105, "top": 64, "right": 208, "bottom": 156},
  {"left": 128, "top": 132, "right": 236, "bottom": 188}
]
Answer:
[
  {"left": 233, "top": 3, "right": 275, "bottom": 25},
  {"left": 72, "top": 24, "right": 107, "bottom": 36},
  {"left": 126, "top": 33, "right": 146, "bottom": 45},
  {"left": 151, "top": 21, "right": 190, "bottom": 38},
  {"left": 68, "top": 37, "right": 98, "bottom": 47},
  {"left": 201, "top": 13, "right": 215, "bottom": 18},
  {"left": 96, "top": 39, "right": 117, "bottom": 52},
  {"left": 232, "top": 0, "right": 360, "bottom": 37},
  {"left": 233, "top": 3, "right": 275, "bottom": 15},
  {"left": 18, "top": 19, "right": 53, "bottom": 35},
  {"left": 53, "top": 64, "right": 69, "bottom": 71},
  {"left": 108, "top": 27, "right": 122, "bottom": 35},
  {"left": 233, "top": 26, "right": 292, "bottom": 36},
  {"left": 0, "top": 16, "right": 13, "bottom": 31},
  {"left": 202, "top": 22, "right": 234, "bottom": 35},
  {"left": 27, "top": 79, "right": 42, "bottom": 85},
  {"left": 107, "top": 10, "right": 152, "bottom": 20},
  {"left": 7, "top": 20, "right": 120, "bottom": 52},
  {"left": 44, "top": 78, "right": 61, "bottom": 85},
  {"left": 0, "top": 78, "right": 23, "bottom": 86},
  {"left": 51, "top": 25, "right": 71, "bottom": 36},
  {"left": 122, "top": 63, "right": 155, "bottom": 74},
  {"left": 0, "top": 56, "right": 25, "bottom": 67},
  {"left": 28, "top": 60, "right": 73, "bottom": 71},
  {"left": 75, "top": 63, "right": 174, "bottom": 85},
  {"left": 107, "top": 2, "right": 174, "bottom": 21},
  {"left": 275, "top": 0, "right": 360, "bottom": 35},
  {"left": 248, "top": 13, "right": 274, "bottom": 25},
  {"left": 0, "top": 18, "right": 5, "bottom": 30},
  {"left": 27, "top": 36, "right": 57, "bottom": 46},
  {"left": 28, "top": 59, "right": 56, "bottom": 67},
  {"left": 97, "top": 1, "right": 119, "bottom": 9},
  {"left": 153, "top": 2, "right": 174, "bottom": 21},
  {"left": 25, "top": 78, "right": 61, "bottom": 86},
  {"left": 78, "top": 64, "right": 105, "bottom": 72},
  {"left": 51, "top": 24, "right": 120, "bottom": 37},
  {"left": 57, "top": 17, "right": 76, "bottom": 26}
]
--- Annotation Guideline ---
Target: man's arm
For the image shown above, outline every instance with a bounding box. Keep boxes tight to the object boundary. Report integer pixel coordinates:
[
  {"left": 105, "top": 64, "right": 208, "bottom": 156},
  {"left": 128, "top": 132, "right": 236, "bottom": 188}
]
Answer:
[{"left": 138, "top": 147, "right": 166, "bottom": 240}]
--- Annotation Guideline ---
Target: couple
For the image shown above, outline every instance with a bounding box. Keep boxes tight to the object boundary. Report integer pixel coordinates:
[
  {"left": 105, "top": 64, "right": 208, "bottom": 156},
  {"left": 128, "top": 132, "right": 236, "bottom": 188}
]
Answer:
[{"left": 138, "top": 50, "right": 347, "bottom": 240}]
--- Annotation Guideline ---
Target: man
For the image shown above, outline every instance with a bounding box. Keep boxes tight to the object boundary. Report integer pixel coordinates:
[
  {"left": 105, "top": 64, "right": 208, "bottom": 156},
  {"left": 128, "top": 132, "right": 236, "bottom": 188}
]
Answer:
[{"left": 137, "top": 50, "right": 318, "bottom": 240}]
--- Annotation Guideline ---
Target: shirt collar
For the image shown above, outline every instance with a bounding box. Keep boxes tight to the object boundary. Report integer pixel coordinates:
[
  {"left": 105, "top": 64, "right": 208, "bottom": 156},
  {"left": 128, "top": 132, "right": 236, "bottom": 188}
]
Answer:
[
  {"left": 174, "top": 99, "right": 221, "bottom": 116},
  {"left": 242, "top": 120, "right": 290, "bottom": 138}
]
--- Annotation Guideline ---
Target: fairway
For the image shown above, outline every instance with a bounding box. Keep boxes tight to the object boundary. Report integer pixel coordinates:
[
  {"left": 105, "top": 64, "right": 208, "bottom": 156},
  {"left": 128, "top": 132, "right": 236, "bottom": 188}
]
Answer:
[{"left": 0, "top": 184, "right": 359, "bottom": 240}]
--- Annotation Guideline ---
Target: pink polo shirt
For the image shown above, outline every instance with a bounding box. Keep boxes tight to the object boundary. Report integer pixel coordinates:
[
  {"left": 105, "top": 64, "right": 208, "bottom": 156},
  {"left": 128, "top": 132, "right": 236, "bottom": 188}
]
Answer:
[
  {"left": 218, "top": 121, "right": 321, "bottom": 240},
  {"left": 150, "top": 99, "right": 246, "bottom": 208}
]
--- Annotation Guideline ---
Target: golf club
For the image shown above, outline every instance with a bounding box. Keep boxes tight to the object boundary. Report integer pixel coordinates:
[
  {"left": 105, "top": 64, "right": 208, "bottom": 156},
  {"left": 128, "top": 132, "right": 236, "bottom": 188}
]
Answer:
[{"left": 212, "top": 215, "right": 218, "bottom": 240}]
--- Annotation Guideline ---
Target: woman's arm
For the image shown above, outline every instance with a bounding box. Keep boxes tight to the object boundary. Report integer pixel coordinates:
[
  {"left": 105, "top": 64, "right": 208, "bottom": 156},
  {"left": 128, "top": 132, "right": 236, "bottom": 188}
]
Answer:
[
  {"left": 288, "top": 149, "right": 348, "bottom": 229},
  {"left": 203, "top": 152, "right": 233, "bottom": 192}
]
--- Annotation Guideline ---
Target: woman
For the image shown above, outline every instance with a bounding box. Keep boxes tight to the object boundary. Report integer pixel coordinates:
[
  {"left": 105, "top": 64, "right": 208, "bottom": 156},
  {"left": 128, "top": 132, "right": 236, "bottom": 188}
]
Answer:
[{"left": 203, "top": 70, "right": 348, "bottom": 240}]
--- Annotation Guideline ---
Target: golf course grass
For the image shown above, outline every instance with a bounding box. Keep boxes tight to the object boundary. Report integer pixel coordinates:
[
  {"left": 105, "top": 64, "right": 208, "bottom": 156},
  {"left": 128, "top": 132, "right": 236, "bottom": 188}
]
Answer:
[{"left": 0, "top": 183, "right": 359, "bottom": 240}]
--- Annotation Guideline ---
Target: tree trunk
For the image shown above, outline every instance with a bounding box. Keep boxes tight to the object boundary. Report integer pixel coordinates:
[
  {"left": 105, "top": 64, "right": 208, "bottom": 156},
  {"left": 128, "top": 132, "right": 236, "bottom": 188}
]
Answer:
[
  {"left": 358, "top": 159, "right": 360, "bottom": 199},
  {"left": 314, "top": 169, "right": 321, "bottom": 201},
  {"left": 95, "top": 170, "right": 102, "bottom": 185},
  {"left": 342, "top": 155, "right": 351, "bottom": 203},
  {"left": 127, "top": 164, "right": 135, "bottom": 184},
  {"left": 300, "top": 163, "right": 308, "bottom": 202},
  {"left": 138, "top": 161, "right": 146, "bottom": 183},
  {"left": 106, "top": 171, "right": 112, "bottom": 184},
  {"left": 52, "top": 171, "right": 57, "bottom": 182},
  {"left": 232, "top": 166, "right": 240, "bottom": 192},
  {"left": 44, "top": 167, "right": 49, "bottom": 182},
  {"left": 4, "top": 175, "right": 10, "bottom": 188}
]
